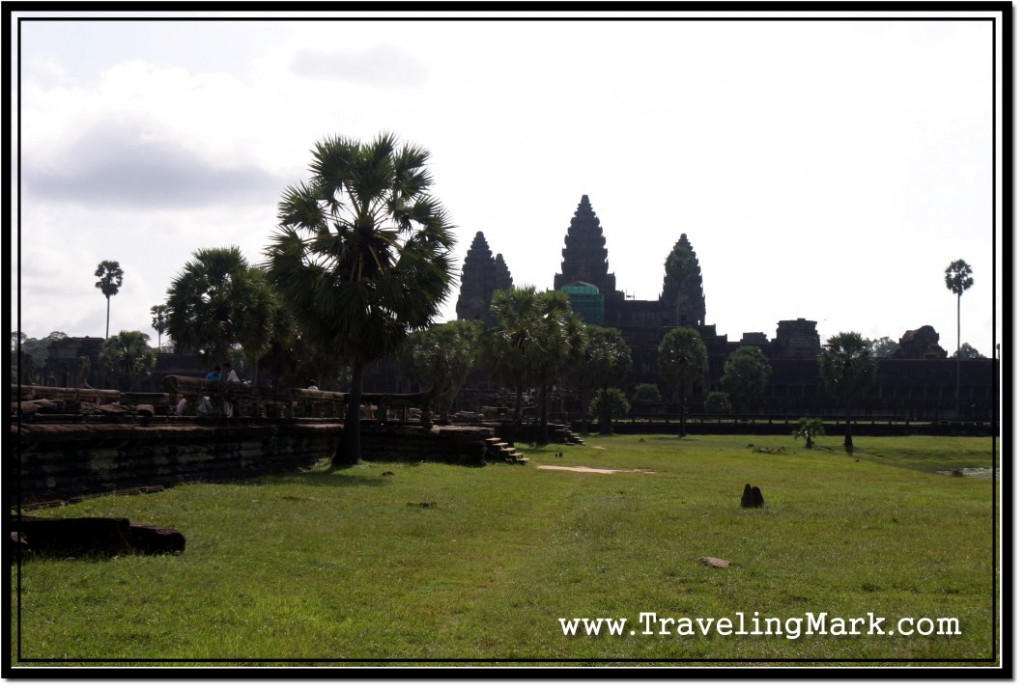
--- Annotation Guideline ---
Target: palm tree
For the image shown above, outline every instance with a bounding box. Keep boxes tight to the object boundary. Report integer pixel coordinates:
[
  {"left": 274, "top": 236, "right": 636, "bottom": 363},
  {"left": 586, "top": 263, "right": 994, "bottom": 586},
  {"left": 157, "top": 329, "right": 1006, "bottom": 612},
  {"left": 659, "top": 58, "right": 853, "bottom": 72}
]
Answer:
[
  {"left": 403, "top": 320, "right": 479, "bottom": 425},
  {"left": 568, "top": 324, "right": 632, "bottom": 435},
  {"left": 477, "top": 290, "right": 534, "bottom": 439},
  {"left": 266, "top": 133, "right": 456, "bottom": 466},
  {"left": 150, "top": 304, "right": 170, "bottom": 349},
  {"left": 94, "top": 260, "right": 124, "bottom": 339},
  {"left": 99, "top": 330, "right": 156, "bottom": 392},
  {"left": 944, "top": 259, "right": 974, "bottom": 419},
  {"left": 793, "top": 417, "right": 826, "bottom": 449},
  {"left": 527, "top": 293, "right": 585, "bottom": 445},
  {"left": 657, "top": 327, "right": 708, "bottom": 437},
  {"left": 819, "top": 332, "right": 877, "bottom": 450},
  {"left": 478, "top": 287, "right": 582, "bottom": 445},
  {"left": 165, "top": 247, "right": 277, "bottom": 369}
]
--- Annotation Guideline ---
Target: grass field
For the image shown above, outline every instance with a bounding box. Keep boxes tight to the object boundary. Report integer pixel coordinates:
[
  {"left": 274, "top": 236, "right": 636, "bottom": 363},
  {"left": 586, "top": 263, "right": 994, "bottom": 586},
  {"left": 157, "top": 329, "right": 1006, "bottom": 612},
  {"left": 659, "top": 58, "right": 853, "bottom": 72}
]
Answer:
[{"left": 10, "top": 434, "right": 1000, "bottom": 667}]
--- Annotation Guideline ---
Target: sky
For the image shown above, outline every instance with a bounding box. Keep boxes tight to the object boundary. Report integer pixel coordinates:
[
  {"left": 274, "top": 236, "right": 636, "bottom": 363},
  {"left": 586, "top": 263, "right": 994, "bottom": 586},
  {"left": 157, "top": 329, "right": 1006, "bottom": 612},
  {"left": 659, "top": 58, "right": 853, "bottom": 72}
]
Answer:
[{"left": 10, "top": 8, "right": 1005, "bottom": 359}]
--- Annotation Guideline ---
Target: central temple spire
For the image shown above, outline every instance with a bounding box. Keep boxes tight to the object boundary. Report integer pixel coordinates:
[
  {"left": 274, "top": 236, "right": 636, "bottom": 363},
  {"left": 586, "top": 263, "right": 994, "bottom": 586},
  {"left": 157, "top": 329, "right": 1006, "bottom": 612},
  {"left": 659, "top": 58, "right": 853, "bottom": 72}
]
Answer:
[
  {"left": 661, "top": 233, "right": 706, "bottom": 328},
  {"left": 553, "top": 195, "right": 617, "bottom": 296}
]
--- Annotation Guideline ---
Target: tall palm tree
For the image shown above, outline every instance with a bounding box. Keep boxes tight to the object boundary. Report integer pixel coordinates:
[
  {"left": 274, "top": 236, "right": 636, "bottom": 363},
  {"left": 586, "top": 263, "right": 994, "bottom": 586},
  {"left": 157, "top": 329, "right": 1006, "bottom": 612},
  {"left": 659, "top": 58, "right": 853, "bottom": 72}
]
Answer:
[
  {"left": 94, "top": 260, "right": 124, "bottom": 339},
  {"left": 266, "top": 133, "right": 456, "bottom": 466},
  {"left": 478, "top": 287, "right": 543, "bottom": 443},
  {"left": 819, "top": 331, "right": 877, "bottom": 449},
  {"left": 657, "top": 327, "right": 708, "bottom": 438},
  {"left": 404, "top": 320, "right": 479, "bottom": 426},
  {"left": 527, "top": 292, "right": 585, "bottom": 445},
  {"left": 478, "top": 287, "right": 582, "bottom": 445},
  {"left": 150, "top": 304, "right": 170, "bottom": 349},
  {"left": 944, "top": 259, "right": 974, "bottom": 419},
  {"left": 568, "top": 325, "right": 632, "bottom": 435},
  {"left": 165, "top": 247, "right": 276, "bottom": 369}
]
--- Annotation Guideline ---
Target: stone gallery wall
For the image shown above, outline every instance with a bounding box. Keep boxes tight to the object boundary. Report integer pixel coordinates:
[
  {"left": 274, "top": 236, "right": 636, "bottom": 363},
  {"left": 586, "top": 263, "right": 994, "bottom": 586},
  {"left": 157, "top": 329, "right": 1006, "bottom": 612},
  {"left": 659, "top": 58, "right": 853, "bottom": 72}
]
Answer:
[{"left": 14, "top": 421, "right": 493, "bottom": 504}]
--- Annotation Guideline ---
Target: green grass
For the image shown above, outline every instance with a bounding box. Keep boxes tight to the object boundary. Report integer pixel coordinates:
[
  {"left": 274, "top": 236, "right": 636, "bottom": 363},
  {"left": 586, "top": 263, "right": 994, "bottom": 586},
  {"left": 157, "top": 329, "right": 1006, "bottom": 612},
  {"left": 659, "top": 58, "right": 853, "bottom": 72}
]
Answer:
[{"left": 11, "top": 434, "right": 999, "bottom": 667}]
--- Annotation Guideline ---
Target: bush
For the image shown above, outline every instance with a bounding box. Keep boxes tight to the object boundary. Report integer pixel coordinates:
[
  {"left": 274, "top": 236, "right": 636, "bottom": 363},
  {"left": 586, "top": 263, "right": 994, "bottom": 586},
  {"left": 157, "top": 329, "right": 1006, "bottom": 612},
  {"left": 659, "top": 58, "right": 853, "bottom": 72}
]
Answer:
[
  {"left": 590, "top": 387, "right": 631, "bottom": 433},
  {"left": 793, "top": 417, "right": 826, "bottom": 448},
  {"left": 704, "top": 391, "right": 732, "bottom": 415},
  {"left": 633, "top": 383, "right": 662, "bottom": 402}
]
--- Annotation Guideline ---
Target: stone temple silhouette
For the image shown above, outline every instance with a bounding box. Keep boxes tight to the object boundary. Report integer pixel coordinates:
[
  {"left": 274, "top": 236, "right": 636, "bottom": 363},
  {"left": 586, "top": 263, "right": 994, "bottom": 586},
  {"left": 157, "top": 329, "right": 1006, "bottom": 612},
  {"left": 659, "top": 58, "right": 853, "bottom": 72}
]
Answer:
[
  {"left": 30, "top": 195, "right": 994, "bottom": 422},
  {"left": 454, "top": 194, "right": 993, "bottom": 420}
]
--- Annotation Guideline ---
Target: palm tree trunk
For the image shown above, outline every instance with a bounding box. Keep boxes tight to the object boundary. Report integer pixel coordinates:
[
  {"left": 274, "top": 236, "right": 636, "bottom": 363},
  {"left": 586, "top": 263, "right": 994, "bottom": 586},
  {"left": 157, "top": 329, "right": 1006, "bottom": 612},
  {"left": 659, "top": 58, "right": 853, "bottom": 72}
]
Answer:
[
  {"left": 538, "top": 384, "right": 549, "bottom": 446},
  {"left": 511, "top": 383, "right": 524, "bottom": 445},
  {"left": 600, "top": 385, "right": 612, "bottom": 435},
  {"left": 105, "top": 297, "right": 111, "bottom": 340},
  {"left": 955, "top": 294, "right": 961, "bottom": 420},
  {"left": 252, "top": 354, "right": 261, "bottom": 418},
  {"left": 844, "top": 405, "right": 853, "bottom": 449},
  {"left": 335, "top": 359, "right": 364, "bottom": 467},
  {"left": 578, "top": 388, "right": 591, "bottom": 435},
  {"left": 679, "top": 388, "right": 688, "bottom": 438}
]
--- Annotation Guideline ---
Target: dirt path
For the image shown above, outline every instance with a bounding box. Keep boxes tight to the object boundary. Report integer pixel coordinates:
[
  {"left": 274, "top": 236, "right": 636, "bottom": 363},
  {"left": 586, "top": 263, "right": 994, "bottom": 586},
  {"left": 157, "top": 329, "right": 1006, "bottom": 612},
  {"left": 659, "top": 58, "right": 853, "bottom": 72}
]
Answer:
[{"left": 535, "top": 465, "right": 655, "bottom": 475}]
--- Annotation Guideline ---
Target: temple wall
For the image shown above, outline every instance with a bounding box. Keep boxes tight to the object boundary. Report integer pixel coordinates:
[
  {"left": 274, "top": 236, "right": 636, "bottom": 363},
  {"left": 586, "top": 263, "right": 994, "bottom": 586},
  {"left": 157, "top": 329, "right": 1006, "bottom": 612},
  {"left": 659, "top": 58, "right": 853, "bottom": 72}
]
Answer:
[{"left": 14, "top": 421, "right": 493, "bottom": 504}]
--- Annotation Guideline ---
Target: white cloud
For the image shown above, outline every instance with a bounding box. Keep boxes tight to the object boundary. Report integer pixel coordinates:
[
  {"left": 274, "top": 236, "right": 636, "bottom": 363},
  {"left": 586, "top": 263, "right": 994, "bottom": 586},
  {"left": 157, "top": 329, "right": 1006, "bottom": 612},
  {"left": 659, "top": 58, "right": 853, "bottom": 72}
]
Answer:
[
  {"left": 24, "top": 118, "right": 286, "bottom": 209},
  {"left": 290, "top": 44, "right": 429, "bottom": 86}
]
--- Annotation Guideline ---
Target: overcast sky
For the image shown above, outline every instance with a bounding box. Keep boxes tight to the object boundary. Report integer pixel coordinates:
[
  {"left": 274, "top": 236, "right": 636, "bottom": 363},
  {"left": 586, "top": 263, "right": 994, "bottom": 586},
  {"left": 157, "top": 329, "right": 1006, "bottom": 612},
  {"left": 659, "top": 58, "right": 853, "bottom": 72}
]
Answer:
[{"left": 10, "top": 9, "right": 1005, "bottom": 359}]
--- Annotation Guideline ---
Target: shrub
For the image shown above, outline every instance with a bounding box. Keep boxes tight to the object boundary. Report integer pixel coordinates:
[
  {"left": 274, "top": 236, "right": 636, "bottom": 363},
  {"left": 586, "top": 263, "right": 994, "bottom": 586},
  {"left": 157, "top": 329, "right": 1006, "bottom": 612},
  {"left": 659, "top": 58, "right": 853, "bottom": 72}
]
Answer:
[
  {"left": 793, "top": 417, "right": 826, "bottom": 448},
  {"left": 704, "top": 391, "right": 732, "bottom": 415},
  {"left": 633, "top": 383, "right": 662, "bottom": 402},
  {"left": 589, "top": 387, "right": 631, "bottom": 433}
]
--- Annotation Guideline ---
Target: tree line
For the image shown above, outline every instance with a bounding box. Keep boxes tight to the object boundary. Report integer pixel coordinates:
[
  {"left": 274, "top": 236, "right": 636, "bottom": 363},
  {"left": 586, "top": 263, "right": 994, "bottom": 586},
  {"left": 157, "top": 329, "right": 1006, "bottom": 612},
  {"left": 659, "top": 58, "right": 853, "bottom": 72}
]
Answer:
[{"left": 13, "top": 132, "right": 982, "bottom": 463}]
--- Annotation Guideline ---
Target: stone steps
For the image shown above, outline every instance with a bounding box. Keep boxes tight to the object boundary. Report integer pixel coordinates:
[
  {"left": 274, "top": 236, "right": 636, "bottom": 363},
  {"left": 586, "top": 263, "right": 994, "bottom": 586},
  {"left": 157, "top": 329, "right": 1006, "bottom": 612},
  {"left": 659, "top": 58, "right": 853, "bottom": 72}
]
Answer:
[{"left": 484, "top": 437, "right": 528, "bottom": 465}]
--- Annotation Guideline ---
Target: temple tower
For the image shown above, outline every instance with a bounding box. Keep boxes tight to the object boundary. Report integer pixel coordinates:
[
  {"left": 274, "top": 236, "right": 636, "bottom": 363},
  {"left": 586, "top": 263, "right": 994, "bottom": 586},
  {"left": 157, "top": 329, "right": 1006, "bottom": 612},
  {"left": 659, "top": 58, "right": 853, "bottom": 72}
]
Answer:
[
  {"left": 455, "top": 231, "right": 512, "bottom": 326},
  {"left": 493, "top": 253, "right": 513, "bottom": 294},
  {"left": 553, "top": 195, "right": 617, "bottom": 297},
  {"left": 660, "top": 233, "right": 706, "bottom": 328}
]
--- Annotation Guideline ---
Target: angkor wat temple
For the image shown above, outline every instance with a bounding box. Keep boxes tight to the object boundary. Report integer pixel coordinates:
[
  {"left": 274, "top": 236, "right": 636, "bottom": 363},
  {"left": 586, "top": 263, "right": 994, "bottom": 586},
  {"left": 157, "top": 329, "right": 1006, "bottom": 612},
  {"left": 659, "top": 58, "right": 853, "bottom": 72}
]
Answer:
[
  {"left": 455, "top": 195, "right": 996, "bottom": 422},
  {"left": 24, "top": 194, "right": 994, "bottom": 424}
]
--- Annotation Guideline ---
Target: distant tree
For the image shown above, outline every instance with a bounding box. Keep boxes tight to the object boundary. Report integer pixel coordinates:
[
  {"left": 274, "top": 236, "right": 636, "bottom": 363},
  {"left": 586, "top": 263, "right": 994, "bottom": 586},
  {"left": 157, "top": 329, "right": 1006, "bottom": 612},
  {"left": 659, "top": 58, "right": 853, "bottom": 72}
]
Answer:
[
  {"left": 11, "top": 331, "right": 68, "bottom": 384},
  {"left": 954, "top": 342, "right": 983, "bottom": 360},
  {"left": 945, "top": 259, "right": 974, "bottom": 418},
  {"left": 165, "top": 247, "right": 277, "bottom": 371},
  {"left": 476, "top": 290, "right": 533, "bottom": 434},
  {"left": 266, "top": 133, "right": 456, "bottom": 466},
  {"left": 870, "top": 337, "right": 899, "bottom": 359},
  {"left": 10, "top": 331, "right": 31, "bottom": 384},
  {"left": 403, "top": 320, "right": 479, "bottom": 425},
  {"left": 479, "top": 287, "right": 583, "bottom": 445},
  {"left": 793, "top": 417, "right": 826, "bottom": 449},
  {"left": 657, "top": 327, "right": 708, "bottom": 438},
  {"left": 704, "top": 391, "right": 732, "bottom": 416},
  {"left": 568, "top": 325, "right": 632, "bottom": 435},
  {"left": 720, "top": 346, "right": 772, "bottom": 417},
  {"left": 819, "top": 332, "right": 877, "bottom": 450},
  {"left": 588, "top": 387, "right": 630, "bottom": 432},
  {"left": 528, "top": 296, "right": 586, "bottom": 445},
  {"left": 150, "top": 304, "right": 170, "bottom": 349},
  {"left": 94, "top": 260, "right": 124, "bottom": 339},
  {"left": 99, "top": 330, "right": 156, "bottom": 392},
  {"left": 633, "top": 383, "right": 662, "bottom": 402}
]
